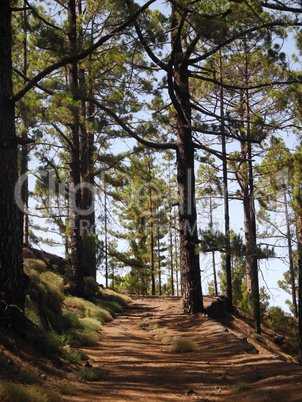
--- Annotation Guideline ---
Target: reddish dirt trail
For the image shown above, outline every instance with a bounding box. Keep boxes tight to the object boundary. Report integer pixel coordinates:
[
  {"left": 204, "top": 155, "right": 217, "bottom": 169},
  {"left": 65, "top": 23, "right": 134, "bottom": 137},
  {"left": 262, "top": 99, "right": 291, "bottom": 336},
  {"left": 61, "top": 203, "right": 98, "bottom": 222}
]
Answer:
[{"left": 64, "top": 296, "right": 302, "bottom": 401}]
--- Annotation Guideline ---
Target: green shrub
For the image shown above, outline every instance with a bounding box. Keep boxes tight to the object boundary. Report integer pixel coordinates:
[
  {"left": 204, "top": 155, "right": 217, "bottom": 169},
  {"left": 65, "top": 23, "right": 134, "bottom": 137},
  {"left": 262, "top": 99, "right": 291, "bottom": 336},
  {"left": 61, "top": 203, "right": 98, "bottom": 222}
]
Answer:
[
  {"left": 24, "top": 258, "right": 46, "bottom": 273},
  {"left": 0, "top": 382, "right": 33, "bottom": 402},
  {"left": 62, "top": 347, "right": 89, "bottom": 363},
  {"left": 57, "top": 384, "right": 78, "bottom": 395},
  {"left": 76, "top": 367, "right": 100, "bottom": 381},
  {"left": 232, "top": 382, "right": 249, "bottom": 393},
  {"left": 66, "top": 328, "right": 99, "bottom": 347},
  {"left": 252, "top": 333, "right": 262, "bottom": 341},
  {"left": 63, "top": 349, "right": 82, "bottom": 364},
  {"left": 25, "top": 295, "right": 43, "bottom": 327},
  {"left": 92, "top": 298, "right": 123, "bottom": 316},
  {"left": 86, "top": 304, "right": 113, "bottom": 323},
  {"left": 171, "top": 339, "right": 197, "bottom": 353},
  {"left": 0, "top": 381, "right": 61, "bottom": 402},
  {"left": 101, "top": 289, "right": 132, "bottom": 306},
  {"left": 79, "top": 317, "right": 102, "bottom": 332},
  {"left": 40, "top": 272, "right": 64, "bottom": 313},
  {"left": 64, "top": 296, "right": 113, "bottom": 322},
  {"left": 264, "top": 306, "right": 294, "bottom": 331},
  {"left": 62, "top": 308, "right": 82, "bottom": 330},
  {"left": 16, "top": 372, "right": 44, "bottom": 385}
]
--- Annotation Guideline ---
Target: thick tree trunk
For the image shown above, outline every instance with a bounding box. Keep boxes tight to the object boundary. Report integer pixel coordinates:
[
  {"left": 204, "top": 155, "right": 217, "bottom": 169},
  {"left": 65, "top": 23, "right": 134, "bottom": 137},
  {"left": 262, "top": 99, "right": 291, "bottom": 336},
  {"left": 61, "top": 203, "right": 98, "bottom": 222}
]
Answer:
[
  {"left": 177, "top": 137, "right": 203, "bottom": 313},
  {"left": 171, "top": 8, "right": 203, "bottom": 313},
  {"left": 0, "top": 1, "right": 27, "bottom": 332},
  {"left": 242, "top": 140, "right": 261, "bottom": 333},
  {"left": 68, "top": 0, "right": 84, "bottom": 295},
  {"left": 79, "top": 73, "right": 96, "bottom": 279}
]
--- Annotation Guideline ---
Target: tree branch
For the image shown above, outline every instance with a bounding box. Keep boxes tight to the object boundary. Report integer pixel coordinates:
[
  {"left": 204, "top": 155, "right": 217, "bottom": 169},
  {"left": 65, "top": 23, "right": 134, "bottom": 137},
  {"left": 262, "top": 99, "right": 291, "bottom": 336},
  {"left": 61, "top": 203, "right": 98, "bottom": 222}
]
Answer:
[
  {"left": 12, "top": 0, "right": 156, "bottom": 103},
  {"left": 84, "top": 97, "right": 178, "bottom": 151}
]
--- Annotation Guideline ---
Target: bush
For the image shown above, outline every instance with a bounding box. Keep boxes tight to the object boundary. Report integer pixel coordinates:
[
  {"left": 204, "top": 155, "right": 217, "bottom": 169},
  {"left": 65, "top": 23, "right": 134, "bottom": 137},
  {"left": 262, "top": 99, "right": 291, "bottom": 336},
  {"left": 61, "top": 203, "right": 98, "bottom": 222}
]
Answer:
[
  {"left": 0, "top": 381, "right": 61, "bottom": 402},
  {"left": 66, "top": 328, "right": 99, "bottom": 347},
  {"left": 101, "top": 289, "right": 132, "bottom": 306},
  {"left": 171, "top": 339, "right": 197, "bottom": 353},
  {"left": 264, "top": 306, "right": 293, "bottom": 331},
  {"left": 63, "top": 296, "right": 113, "bottom": 322},
  {"left": 79, "top": 317, "right": 102, "bottom": 332},
  {"left": 16, "top": 372, "right": 44, "bottom": 385},
  {"left": 76, "top": 367, "right": 100, "bottom": 381},
  {"left": 24, "top": 258, "right": 46, "bottom": 273},
  {"left": 232, "top": 382, "right": 249, "bottom": 393},
  {"left": 57, "top": 384, "right": 78, "bottom": 395}
]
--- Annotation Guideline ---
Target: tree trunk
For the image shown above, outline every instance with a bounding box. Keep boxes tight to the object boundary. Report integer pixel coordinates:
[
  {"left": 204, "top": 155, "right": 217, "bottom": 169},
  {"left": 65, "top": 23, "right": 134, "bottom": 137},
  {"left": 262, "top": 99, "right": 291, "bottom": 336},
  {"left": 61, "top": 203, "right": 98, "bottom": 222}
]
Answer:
[
  {"left": 297, "top": 214, "right": 302, "bottom": 363},
  {"left": 68, "top": 0, "right": 84, "bottom": 295},
  {"left": 220, "top": 57, "right": 232, "bottom": 311},
  {"left": 0, "top": 1, "right": 27, "bottom": 332},
  {"left": 170, "top": 226, "right": 174, "bottom": 295},
  {"left": 21, "top": 2, "right": 29, "bottom": 246},
  {"left": 283, "top": 183, "right": 297, "bottom": 317},
  {"left": 79, "top": 69, "right": 96, "bottom": 279},
  {"left": 171, "top": 8, "right": 203, "bottom": 313}
]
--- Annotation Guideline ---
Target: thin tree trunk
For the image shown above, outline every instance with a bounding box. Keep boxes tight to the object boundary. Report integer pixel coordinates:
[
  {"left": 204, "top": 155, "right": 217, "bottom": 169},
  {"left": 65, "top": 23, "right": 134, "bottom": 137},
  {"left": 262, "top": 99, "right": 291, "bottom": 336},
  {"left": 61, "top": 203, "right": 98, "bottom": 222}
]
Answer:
[
  {"left": 209, "top": 197, "right": 218, "bottom": 296},
  {"left": 104, "top": 189, "right": 108, "bottom": 287},
  {"left": 149, "top": 175, "right": 155, "bottom": 295},
  {"left": 157, "top": 225, "right": 162, "bottom": 295},
  {"left": 283, "top": 183, "right": 297, "bottom": 317},
  {"left": 297, "top": 214, "right": 302, "bottom": 363},
  {"left": 220, "top": 55, "right": 232, "bottom": 311},
  {"left": 170, "top": 224, "right": 174, "bottom": 295}
]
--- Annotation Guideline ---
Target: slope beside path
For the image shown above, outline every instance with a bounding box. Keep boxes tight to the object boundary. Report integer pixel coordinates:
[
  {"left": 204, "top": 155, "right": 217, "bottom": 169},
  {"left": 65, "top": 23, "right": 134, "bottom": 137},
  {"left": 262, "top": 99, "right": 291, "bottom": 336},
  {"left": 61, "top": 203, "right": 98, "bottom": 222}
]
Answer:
[{"left": 64, "top": 296, "right": 302, "bottom": 401}]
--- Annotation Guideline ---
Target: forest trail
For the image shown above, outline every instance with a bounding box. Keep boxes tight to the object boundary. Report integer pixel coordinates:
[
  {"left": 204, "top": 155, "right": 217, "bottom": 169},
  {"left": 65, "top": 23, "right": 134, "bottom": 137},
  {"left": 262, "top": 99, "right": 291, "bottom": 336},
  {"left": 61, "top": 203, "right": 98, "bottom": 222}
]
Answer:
[{"left": 64, "top": 296, "right": 302, "bottom": 401}]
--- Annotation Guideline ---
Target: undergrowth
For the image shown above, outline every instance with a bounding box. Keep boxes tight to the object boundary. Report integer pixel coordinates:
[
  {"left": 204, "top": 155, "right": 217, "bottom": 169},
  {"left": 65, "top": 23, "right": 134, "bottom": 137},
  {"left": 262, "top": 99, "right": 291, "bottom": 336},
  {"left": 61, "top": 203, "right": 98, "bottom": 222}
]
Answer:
[
  {"left": 263, "top": 306, "right": 298, "bottom": 357},
  {"left": 0, "top": 381, "right": 61, "bottom": 402},
  {"left": 171, "top": 339, "right": 197, "bottom": 353},
  {"left": 21, "top": 257, "right": 132, "bottom": 399},
  {"left": 24, "top": 258, "right": 131, "bottom": 351}
]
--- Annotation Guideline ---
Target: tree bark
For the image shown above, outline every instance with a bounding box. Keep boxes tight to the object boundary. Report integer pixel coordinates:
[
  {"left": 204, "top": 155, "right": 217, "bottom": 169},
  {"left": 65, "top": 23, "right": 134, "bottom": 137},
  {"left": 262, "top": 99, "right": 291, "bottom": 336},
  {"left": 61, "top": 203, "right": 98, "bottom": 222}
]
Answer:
[
  {"left": 220, "top": 56, "right": 232, "bottom": 311},
  {"left": 283, "top": 183, "right": 297, "bottom": 317},
  {"left": 297, "top": 214, "right": 302, "bottom": 363},
  {"left": 68, "top": 0, "right": 84, "bottom": 295},
  {"left": 0, "top": 1, "right": 27, "bottom": 332},
  {"left": 171, "top": 8, "right": 203, "bottom": 313}
]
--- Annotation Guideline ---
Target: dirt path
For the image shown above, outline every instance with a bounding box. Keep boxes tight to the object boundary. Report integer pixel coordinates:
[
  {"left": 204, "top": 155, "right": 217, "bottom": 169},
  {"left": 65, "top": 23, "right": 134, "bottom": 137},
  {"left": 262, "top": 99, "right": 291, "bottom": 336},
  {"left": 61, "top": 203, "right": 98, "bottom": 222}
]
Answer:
[{"left": 64, "top": 296, "right": 302, "bottom": 401}]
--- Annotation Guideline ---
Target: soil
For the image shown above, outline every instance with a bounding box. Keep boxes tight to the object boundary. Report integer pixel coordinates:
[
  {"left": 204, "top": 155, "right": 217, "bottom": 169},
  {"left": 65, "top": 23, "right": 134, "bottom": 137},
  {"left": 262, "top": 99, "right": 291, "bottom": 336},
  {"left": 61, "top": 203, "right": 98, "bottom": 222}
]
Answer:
[{"left": 61, "top": 295, "right": 302, "bottom": 401}]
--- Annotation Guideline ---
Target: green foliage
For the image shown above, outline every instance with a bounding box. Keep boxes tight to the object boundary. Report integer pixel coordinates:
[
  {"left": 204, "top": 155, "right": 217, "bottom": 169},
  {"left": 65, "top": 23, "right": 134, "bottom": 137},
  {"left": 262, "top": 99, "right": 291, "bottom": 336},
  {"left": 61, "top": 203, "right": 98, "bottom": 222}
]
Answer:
[
  {"left": 76, "top": 367, "right": 101, "bottom": 381},
  {"left": 64, "top": 296, "right": 113, "bottom": 322},
  {"left": 57, "top": 384, "right": 78, "bottom": 395},
  {"left": 84, "top": 276, "right": 101, "bottom": 296},
  {"left": 62, "top": 347, "right": 89, "bottom": 364},
  {"left": 232, "top": 382, "right": 249, "bottom": 394},
  {"left": 67, "top": 329, "right": 99, "bottom": 347},
  {"left": 264, "top": 306, "right": 295, "bottom": 331},
  {"left": 0, "top": 381, "right": 61, "bottom": 402},
  {"left": 24, "top": 258, "right": 46, "bottom": 273},
  {"left": 24, "top": 256, "right": 131, "bottom": 354},
  {"left": 15, "top": 372, "right": 44, "bottom": 386},
  {"left": 252, "top": 333, "right": 262, "bottom": 341},
  {"left": 171, "top": 339, "right": 197, "bottom": 353}
]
